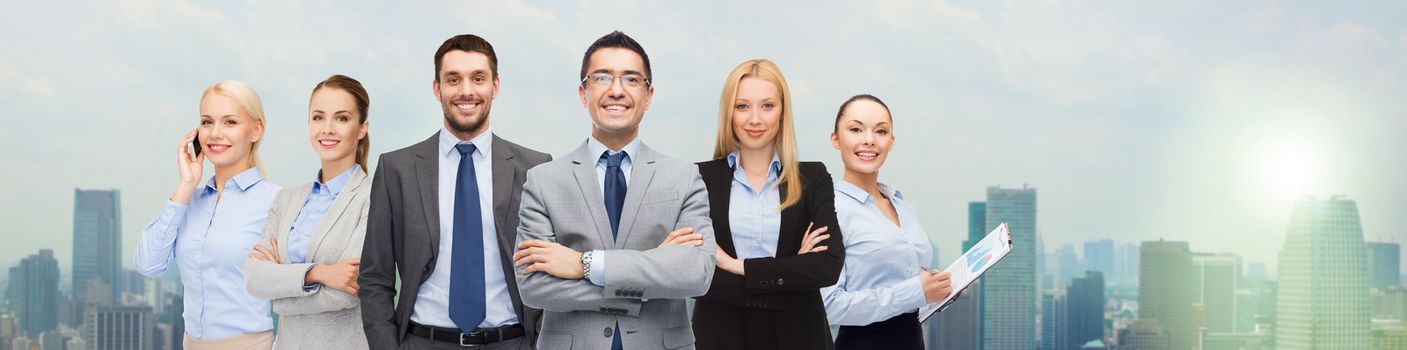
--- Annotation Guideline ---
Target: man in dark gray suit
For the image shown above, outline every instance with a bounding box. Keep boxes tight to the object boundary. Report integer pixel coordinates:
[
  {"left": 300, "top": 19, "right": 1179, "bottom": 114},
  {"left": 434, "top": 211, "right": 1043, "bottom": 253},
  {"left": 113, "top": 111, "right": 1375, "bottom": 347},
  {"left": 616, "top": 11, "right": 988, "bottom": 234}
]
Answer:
[
  {"left": 360, "top": 34, "right": 550, "bottom": 350},
  {"left": 511, "top": 31, "right": 715, "bottom": 350}
]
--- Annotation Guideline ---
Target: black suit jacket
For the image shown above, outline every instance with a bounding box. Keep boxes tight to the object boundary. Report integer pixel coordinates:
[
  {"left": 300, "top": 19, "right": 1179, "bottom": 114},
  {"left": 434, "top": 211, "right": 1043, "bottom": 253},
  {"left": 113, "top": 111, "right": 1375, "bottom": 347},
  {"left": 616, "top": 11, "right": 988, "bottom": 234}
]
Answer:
[
  {"left": 358, "top": 132, "right": 551, "bottom": 349},
  {"left": 692, "top": 159, "right": 845, "bottom": 350}
]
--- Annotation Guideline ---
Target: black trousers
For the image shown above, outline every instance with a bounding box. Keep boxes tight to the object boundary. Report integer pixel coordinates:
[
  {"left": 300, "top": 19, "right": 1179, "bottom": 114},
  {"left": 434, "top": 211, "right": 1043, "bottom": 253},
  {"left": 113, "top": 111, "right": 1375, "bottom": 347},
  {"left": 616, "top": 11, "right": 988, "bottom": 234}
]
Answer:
[{"left": 834, "top": 312, "right": 923, "bottom": 350}]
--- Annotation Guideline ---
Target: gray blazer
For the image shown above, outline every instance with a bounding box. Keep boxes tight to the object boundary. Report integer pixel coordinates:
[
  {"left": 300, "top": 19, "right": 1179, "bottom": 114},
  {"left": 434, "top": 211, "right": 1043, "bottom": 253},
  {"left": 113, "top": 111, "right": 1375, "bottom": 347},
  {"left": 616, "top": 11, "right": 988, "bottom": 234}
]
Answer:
[
  {"left": 359, "top": 133, "right": 550, "bottom": 349},
  {"left": 244, "top": 167, "right": 371, "bottom": 350},
  {"left": 515, "top": 140, "right": 716, "bottom": 350}
]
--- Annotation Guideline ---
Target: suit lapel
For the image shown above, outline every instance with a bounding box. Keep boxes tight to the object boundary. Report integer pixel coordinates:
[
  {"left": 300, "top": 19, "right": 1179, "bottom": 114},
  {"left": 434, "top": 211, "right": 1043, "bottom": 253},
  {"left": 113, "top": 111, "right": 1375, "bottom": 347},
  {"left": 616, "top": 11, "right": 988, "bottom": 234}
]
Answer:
[
  {"left": 490, "top": 136, "right": 517, "bottom": 260},
  {"left": 278, "top": 185, "right": 311, "bottom": 263},
  {"left": 703, "top": 160, "right": 736, "bottom": 255},
  {"left": 416, "top": 133, "right": 441, "bottom": 258},
  {"left": 614, "top": 145, "right": 657, "bottom": 248},
  {"left": 306, "top": 169, "right": 367, "bottom": 262},
  {"left": 568, "top": 143, "right": 615, "bottom": 247}
]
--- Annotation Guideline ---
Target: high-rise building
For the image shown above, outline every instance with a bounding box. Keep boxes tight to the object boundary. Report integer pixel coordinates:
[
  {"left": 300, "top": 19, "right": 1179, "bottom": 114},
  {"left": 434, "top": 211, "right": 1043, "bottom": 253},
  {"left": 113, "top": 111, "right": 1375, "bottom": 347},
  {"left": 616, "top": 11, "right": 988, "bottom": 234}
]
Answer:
[
  {"left": 11, "top": 250, "right": 60, "bottom": 338},
  {"left": 1245, "top": 261, "right": 1267, "bottom": 281},
  {"left": 1042, "top": 291, "right": 1067, "bottom": 350},
  {"left": 1055, "top": 244, "right": 1080, "bottom": 288},
  {"left": 1192, "top": 253, "right": 1240, "bottom": 333},
  {"left": 72, "top": 189, "right": 122, "bottom": 308},
  {"left": 1116, "top": 242, "right": 1140, "bottom": 285},
  {"left": 86, "top": 305, "right": 154, "bottom": 350},
  {"left": 928, "top": 202, "right": 990, "bottom": 350},
  {"left": 1084, "top": 239, "right": 1115, "bottom": 279},
  {"left": 982, "top": 186, "right": 1037, "bottom": 350},
  {"left": 1140, "top": 240, "right": 1193, "bottom": 350},
  {"left": 1067, "top": 271, "right": 1105, "bottom": 348},
  {"left": 1367, "top": 242, "right": 1402, "bottom": 290},
  {"left": 1274, "top": 196, "right": 1371, "bottom": 349}
]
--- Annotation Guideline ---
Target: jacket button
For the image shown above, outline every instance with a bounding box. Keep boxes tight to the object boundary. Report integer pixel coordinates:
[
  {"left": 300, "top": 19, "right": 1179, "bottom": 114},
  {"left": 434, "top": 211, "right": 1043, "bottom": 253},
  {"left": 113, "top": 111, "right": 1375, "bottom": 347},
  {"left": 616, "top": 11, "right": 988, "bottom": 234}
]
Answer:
[
  {"left": 605, "top": 327, "right": 614, "bottom": 337},
  {"left": 777, "top": 278, "right": 784, "bottom": 285}
]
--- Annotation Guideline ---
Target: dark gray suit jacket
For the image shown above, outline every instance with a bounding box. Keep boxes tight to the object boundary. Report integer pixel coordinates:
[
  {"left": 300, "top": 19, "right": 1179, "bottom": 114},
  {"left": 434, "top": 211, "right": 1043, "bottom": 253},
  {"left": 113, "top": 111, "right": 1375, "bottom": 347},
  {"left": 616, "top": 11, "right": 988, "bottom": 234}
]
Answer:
[{"left": 359, "top": 132, "right": 550, "bottom": 349}]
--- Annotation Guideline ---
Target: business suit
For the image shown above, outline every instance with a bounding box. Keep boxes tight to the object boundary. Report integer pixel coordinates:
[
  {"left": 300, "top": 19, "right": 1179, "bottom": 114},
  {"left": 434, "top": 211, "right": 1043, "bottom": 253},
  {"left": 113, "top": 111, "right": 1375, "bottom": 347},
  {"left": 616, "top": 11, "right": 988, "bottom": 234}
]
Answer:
[
  {"left": 244, "top": 168, "right": 371, "bottom": 349},
  {"left": 515, "top": 140, "right": 715, "bottom": 350},
  {"left": 691, "top": 159, "right": 845, "bottom": 350},
  {"left": 359, "top": 132, "right": 550, "bottom": 349}
]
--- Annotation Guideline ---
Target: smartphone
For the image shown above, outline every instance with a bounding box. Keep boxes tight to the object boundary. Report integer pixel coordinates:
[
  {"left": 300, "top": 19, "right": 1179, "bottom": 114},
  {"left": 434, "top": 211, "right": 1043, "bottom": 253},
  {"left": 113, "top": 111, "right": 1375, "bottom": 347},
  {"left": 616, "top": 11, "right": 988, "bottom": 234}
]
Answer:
[{"left": 191, "top": 134, "right": 202, "bottom": 157}]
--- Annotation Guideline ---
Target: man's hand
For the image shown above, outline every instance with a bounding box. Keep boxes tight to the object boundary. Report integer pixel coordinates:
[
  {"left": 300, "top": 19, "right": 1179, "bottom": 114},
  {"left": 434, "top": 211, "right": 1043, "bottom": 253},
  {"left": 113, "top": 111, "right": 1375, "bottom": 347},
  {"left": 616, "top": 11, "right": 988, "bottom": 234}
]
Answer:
[
  {"left": 659, "top": 227, "right": 703, "bottom": 248},
  {"left": 513, "top": 240, "right": 585, "bottom": 280}
]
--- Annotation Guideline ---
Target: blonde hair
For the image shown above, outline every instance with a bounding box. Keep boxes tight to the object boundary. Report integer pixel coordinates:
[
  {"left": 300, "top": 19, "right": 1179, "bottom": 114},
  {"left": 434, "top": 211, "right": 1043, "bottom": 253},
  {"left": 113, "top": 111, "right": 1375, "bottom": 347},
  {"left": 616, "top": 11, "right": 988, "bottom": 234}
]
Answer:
[
  {"left": 201, "top": 80, "right": 268, "bottom": 176},
  {"left": 712, "top": 59, "right": 802, "bottom": 210}
]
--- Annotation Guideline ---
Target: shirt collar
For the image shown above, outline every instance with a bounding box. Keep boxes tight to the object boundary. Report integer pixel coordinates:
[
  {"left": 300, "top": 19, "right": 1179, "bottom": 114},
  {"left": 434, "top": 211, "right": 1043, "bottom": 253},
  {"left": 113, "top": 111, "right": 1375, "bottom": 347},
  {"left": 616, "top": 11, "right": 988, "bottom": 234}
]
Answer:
[
  {"left": 313, "top": 164, "right": 360, "bottom": 196},
  {"left": 725, "top": 150, "right": 782, "bottom": 175},
  {"left": 439, "top": 126, "right": 494, "bottom": 160},
  {"left": 835, "top": 179, "right": 903, "bottom": 204},
  {"left": 203, "top": 167, "right": 265, "bottom": 192},
  {"left": 587, "top": 135, "right": 641, "bottom": 164}
]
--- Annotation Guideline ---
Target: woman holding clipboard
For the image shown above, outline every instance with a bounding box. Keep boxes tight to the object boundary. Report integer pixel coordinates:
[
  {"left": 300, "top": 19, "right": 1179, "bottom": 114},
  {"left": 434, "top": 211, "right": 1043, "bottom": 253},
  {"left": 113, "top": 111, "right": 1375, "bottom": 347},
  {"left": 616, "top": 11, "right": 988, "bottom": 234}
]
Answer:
[{"left": 820, "top": 94, "right": 953, "bottom": 350}]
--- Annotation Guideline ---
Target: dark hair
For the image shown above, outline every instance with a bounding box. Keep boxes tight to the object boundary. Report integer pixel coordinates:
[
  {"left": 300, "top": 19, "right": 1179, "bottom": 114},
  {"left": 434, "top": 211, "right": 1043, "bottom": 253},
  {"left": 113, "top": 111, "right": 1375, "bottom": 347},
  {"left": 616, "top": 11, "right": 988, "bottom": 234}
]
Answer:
[
  {"left": 434, "top": 34, "right": 499, "bottom": 81},
  {"left": 834, "top": 94, "right": 892, "bottom": 132},
  {"left": 312, "top": 74, "right": 371, "bottom": 173},
  {"left": 580, "top": 31, "right": 652, "bottom": 85}
]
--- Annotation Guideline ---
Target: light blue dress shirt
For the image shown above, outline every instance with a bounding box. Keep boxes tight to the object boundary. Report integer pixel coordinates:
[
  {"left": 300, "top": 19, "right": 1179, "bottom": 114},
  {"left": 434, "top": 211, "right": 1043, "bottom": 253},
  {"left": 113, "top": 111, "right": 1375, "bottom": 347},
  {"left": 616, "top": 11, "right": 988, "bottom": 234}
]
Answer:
[
  {"left": 411, "top": 127, "right": 519, "bottom": 329},
  {"left": 821, "top": 179, "right": 935, "bottom": 326},
  {"left": 725, "top": 151, "right": 783, "bottom": 260},
  {"left": 583, "top": 136, "right": 641, "bottom": 286},
  {"left": 134, "top": 167, "right": 281, "bottom": 340},
  {"left": 286, "top": 164, "right": 359, "bottom": 264}
]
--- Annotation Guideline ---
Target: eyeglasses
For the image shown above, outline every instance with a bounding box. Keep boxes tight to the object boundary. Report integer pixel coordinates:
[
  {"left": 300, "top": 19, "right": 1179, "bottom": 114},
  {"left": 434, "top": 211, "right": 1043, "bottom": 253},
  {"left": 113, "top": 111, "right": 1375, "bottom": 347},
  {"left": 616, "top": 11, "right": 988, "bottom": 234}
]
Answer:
[{"left": 582, "top": 73, "right": 650, "bottom": 89}]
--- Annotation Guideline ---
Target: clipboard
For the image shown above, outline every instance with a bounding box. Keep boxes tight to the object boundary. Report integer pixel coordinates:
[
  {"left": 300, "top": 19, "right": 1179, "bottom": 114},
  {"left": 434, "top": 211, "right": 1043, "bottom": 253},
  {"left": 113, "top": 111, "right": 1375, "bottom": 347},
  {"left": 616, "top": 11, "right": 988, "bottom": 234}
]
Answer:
[{"left": 918, "top": 222, "right": 1014, "bottom": 323}]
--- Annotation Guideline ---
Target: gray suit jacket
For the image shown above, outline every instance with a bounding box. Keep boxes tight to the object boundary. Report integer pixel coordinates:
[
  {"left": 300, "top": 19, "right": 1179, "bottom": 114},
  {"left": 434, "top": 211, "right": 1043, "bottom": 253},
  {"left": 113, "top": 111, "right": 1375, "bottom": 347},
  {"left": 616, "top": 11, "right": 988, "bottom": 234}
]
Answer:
[
  {"left": 359, "top": 132, "right": 551, "bottom": 350},
  {"left": 515, "top": 140, "right": 716, "bottom": 350},
  {"left": 244, "top": 168, "right": 371, "bottom": 349}
]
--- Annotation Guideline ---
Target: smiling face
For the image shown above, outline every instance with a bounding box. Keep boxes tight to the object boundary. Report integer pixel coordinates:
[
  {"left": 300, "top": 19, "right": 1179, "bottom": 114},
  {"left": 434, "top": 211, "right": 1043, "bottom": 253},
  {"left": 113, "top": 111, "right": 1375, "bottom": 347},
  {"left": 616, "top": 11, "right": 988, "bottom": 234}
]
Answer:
[
  {"left": 731, "top": 77, "right": 783, "bottom": 153},
  {"left": 579, "top": 47, "right": 653, "bottom": 137},
  {"left": 198, "top": 93, "right": 262, "bottom": 169},
  {"left": 434, "top": 50, "right": 499, "bottom": 139},
  {"left": 308, "top": 87, "right": 368, "bottom": 165},
  {"left": 831, "top": 99, "right": 895, "bottom": 176}
]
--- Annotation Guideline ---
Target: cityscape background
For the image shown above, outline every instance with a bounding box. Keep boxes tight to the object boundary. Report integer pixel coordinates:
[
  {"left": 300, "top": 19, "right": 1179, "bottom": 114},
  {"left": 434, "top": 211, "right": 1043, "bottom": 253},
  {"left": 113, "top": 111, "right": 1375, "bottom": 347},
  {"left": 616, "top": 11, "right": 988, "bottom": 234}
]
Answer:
[{"left": 2, "top": 0, "right": 1405, "bottom": 349}]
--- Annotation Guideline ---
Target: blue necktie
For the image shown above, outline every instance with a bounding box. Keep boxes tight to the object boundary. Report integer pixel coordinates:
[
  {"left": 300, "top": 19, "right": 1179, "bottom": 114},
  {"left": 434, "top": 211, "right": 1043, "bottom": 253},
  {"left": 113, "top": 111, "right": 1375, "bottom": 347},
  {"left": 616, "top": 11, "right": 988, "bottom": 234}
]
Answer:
[
  {"left": 601, "top": 151, "right": 627, "bottom": 350},
  {"left": 449, "top": 143, "right": 486, "bottom": 334},
  {"left": 603, "top": 151, "right": 628, "bottom": 238}
]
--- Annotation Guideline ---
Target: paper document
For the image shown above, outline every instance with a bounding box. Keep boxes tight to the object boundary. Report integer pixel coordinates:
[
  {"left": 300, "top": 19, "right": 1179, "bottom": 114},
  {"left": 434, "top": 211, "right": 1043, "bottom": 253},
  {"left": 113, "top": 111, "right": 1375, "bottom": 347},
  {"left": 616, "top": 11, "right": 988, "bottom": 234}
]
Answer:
[{"left": 918, "top": 222, "right": 1013, "bottom": 322}]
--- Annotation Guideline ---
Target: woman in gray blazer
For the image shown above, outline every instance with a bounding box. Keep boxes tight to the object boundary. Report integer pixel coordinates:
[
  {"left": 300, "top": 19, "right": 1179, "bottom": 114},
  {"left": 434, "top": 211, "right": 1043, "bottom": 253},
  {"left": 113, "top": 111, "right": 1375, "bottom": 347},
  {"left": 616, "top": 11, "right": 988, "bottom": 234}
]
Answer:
[{"left": 244, "top": 75, "right": 372, "bottom": 349}]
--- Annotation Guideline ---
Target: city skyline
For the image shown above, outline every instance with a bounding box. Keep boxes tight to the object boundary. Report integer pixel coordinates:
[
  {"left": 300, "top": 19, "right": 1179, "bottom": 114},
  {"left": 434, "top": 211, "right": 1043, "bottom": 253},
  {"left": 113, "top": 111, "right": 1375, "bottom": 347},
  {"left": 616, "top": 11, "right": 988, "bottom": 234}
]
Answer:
[{"left": 2, "top": 0, "right": 1405, "bottom": 277}]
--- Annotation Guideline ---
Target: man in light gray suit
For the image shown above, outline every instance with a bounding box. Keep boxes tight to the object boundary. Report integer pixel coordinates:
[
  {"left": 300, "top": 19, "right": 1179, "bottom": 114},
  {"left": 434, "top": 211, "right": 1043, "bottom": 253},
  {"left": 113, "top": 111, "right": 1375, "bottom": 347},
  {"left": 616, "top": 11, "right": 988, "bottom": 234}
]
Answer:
[
  {"left": 511, "top": 31, "right": 715, "bottom": 350},
  {"left": 360, "top": 34, "right": 551, "bottom": 350}
]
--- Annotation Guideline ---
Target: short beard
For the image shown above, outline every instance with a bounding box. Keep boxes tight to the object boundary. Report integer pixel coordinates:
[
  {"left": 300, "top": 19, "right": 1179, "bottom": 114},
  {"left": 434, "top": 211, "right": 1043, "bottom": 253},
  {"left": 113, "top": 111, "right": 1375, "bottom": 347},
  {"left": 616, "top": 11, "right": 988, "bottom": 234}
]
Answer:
[{"left": 442, "top": 103, "right": 491, "bottom": 137}]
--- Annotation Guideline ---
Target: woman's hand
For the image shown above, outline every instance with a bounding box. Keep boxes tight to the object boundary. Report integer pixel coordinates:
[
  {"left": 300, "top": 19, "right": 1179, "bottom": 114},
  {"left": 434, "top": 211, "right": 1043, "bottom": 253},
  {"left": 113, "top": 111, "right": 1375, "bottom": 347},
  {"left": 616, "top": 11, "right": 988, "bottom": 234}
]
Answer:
[
  {"left": 658, "top": 227, "right": 703, "bottom": 248},
  {"left": 796, "top": 222, "right": 830, "bottom": 255},
  {"left": 171, "top": 129, "right": 204, "bottom": 205},
  {"left": 715, "top": 246, "right": 745, "bottom": 276},
  {"left": 249, "top": 235, "right": 281, "bottom": 264},
  {"left": 308, "top": 258, "right": 361, "bottom": 294},
  {"left": 920, "top": 270, "right": 954, "bottom": 304}
]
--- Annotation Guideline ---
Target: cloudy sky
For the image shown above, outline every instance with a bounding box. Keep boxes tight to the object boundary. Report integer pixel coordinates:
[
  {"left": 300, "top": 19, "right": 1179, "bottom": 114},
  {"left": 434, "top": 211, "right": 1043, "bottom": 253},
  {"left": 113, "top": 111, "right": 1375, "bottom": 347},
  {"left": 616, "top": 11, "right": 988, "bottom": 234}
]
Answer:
[{"left": 2, "top": 0, "right": 1404, "bottom": 278}]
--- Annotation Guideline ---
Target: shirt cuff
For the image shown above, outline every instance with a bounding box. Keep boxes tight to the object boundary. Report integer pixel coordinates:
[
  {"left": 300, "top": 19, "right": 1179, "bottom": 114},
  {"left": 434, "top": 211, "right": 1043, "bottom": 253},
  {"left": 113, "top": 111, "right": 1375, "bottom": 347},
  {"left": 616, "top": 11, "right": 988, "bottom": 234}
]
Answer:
[
  {"left": 897, "top": 275, "right": 928, "bottom": 311},
  {"left": 586, "top": 250, "right": 606, "bottom": 286},
  {"left": 302, "top": 265, "right": 321, "bottom": 291}
]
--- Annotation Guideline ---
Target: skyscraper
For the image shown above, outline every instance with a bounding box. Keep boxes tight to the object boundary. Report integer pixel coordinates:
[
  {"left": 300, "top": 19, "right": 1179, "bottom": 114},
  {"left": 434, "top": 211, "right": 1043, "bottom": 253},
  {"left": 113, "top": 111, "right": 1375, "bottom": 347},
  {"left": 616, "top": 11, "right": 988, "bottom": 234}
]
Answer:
[
  {"left": 982, "top": 186, "right": 1037, "bottom": 350},
  {"left": 1192, "top": 253, "right": 1240, "bottom": 333},
  {"left": 1067, "top": 271, "right": 1105, "bottom": 348},
  {"left": 1274, "top": 196, "right": 1371, "bottom": 349},
  {"left": 1140, "top": 240, "right": 1192, "bottom": 350},
  {"left": 1084, "top": 239, "right": 1115, "bottom": 279},
  {"left": 1116, "top": 242, "right": 1140, "bottom": 286},
  {"left": 86, "top": 305, "right": 154, "bottom": 350},
  {"left": 1367, "top": 242, "right": 1402, "bottom": 290},
  {"left": 72, "top": 189, "right": 122, "bottom": 307},
  {"left": 1041, "top": 291, "right": 1067, "bottom": 350},
  {"left": 11, "top": 249, "right": 60, "bottom": 338},
  {"left": 928, "top": 202, "right": 989, "bottom": 350}
]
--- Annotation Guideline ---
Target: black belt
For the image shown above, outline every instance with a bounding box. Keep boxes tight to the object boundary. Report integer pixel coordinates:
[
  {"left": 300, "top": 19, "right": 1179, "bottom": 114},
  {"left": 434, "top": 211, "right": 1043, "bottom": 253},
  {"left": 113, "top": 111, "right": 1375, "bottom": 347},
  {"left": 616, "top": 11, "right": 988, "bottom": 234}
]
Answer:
[{"left": 408, "top": 322, "right": 525, "bottom": 347}]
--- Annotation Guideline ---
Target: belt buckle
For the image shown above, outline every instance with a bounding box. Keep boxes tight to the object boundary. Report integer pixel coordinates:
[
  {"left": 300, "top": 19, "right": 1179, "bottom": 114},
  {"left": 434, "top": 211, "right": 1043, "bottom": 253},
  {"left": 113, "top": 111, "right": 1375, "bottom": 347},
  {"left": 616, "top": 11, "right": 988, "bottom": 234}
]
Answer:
[{"left": 458, "top": 332, "right": 480, "bottom": 347}]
